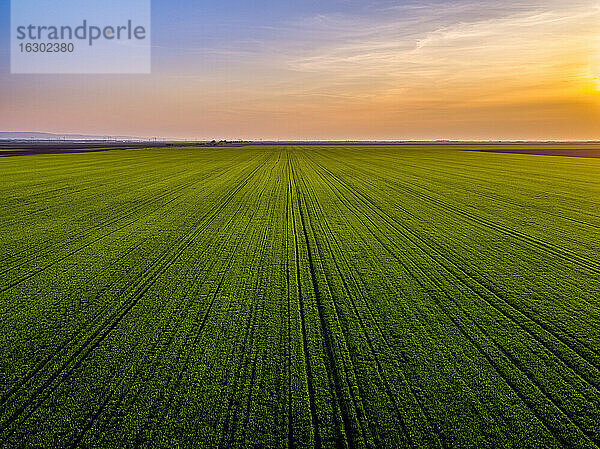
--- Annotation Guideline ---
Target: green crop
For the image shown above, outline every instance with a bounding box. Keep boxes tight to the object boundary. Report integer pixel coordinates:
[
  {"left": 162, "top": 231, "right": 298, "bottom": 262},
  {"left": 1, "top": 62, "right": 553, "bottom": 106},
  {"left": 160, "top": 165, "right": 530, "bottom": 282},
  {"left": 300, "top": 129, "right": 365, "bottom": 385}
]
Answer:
[{"left": 0, "top": 145, "right": 599, "bottom": 448}]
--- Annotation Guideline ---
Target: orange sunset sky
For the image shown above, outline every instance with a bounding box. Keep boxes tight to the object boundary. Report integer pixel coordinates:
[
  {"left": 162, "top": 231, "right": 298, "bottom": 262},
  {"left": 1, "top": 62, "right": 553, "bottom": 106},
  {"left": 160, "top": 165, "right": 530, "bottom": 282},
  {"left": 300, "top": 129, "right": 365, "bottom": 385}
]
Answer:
[{"left": 1, "top": 0, "right": 599, "bottom": 140}]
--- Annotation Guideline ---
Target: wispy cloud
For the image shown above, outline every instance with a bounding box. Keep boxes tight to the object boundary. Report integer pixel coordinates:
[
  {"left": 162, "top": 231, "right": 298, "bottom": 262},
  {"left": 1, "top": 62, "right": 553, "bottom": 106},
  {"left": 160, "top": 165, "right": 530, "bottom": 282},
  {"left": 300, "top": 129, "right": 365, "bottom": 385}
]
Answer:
[{"left": 285, "top": 1, "right": 598, "bottom": 86}]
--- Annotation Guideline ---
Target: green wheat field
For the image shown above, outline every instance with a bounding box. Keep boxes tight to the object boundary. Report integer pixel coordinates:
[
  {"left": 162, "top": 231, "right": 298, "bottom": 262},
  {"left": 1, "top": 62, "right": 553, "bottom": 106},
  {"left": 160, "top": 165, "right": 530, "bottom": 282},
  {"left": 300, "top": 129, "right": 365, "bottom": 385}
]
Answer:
[{"left": 1, "top": 145, "right": 599, "bottom": 448}]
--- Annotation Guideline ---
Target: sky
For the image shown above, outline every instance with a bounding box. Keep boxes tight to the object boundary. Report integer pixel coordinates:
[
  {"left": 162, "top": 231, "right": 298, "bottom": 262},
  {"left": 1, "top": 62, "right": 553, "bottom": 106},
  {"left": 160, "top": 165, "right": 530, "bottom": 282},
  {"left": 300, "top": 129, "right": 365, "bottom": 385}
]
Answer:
[{"left": 1, "top": 0, "right": 599, "bottom": 140}]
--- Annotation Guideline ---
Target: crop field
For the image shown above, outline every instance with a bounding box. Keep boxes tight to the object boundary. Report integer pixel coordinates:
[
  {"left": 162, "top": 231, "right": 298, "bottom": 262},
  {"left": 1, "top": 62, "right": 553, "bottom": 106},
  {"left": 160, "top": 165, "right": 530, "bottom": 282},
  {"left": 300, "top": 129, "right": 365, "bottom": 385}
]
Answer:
[{"left": 1, "top": 145, "right": 600, "bottom": 448}]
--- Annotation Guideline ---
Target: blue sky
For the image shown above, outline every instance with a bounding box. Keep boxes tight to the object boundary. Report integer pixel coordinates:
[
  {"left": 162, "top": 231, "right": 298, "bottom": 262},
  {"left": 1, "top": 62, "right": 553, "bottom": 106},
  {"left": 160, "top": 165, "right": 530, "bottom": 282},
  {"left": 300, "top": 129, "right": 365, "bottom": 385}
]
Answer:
[
  {"left": 1, "top": 0, "right": 598, "bottom": 139},
  {"left": 1, "top": 0, "right": 553, "bottom": 75}
]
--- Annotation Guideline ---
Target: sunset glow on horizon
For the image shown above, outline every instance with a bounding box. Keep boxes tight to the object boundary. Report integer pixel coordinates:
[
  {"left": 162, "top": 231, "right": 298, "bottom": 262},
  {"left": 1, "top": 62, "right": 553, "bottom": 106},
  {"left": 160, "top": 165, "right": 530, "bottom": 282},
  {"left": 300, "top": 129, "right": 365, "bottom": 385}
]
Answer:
[{"left": 1, "top": 0, "right": 599, "bottom": 140}]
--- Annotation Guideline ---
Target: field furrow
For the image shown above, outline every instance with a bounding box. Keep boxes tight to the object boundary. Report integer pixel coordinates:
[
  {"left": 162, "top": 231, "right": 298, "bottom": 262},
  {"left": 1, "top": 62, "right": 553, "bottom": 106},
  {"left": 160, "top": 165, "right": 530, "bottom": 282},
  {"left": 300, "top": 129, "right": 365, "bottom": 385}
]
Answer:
[{"left": 1, "top": 145, "right": 599, "bottom": 448}]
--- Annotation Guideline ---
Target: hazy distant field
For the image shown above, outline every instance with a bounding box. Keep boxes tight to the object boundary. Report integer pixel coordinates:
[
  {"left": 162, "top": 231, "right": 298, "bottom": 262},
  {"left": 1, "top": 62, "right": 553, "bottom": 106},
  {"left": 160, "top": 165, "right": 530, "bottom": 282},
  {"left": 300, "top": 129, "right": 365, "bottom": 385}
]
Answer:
[{"left": 1, "top": 145, "right": 599, "bottom": 448}]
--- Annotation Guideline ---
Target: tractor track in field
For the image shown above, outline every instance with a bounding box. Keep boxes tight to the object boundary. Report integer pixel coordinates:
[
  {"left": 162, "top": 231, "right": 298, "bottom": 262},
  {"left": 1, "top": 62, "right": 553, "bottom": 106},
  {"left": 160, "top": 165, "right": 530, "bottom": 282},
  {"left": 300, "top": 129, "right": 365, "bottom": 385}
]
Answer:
[
  {"left": 315, "top": 148, "right": 600, "bottom": 280},
  {"left": 370, "top": 176, "right": 600, "bottom": 371},
  {"left": 305, "top": 152, "right": 600, "bottom": 447},
  {"left": 220, "top": 217, "right": 269, "bottom": 447},
  {"left": 0, "top": 158, "right": 261, "bottom": 411},
  {"left": 0, "top": 170, "right": 206, "bottom": 269},
  {"left": 214, "top": 160, "right": 281, "bottom": 445},
  {"left": 68, "top": 201, "right": 252, "bottom": 447},
  {"left": 295, "top": 158, "right": 381, "bottom": 449},
  {"left": 0, "top": 175, "right": 204, "bottom": 291},
  {"left": 93, "top": 228, "right": 240, "bottom": 445},
  {"left": 318, "top": 194, "right": 526, "bottom": 446},
  {"left": 339, "top": 173, "right": 600, "bottom": 391},
  {"left": 146, "top": 165, "right": 270, "bottom": 442},
  {"left": 0, "top": 235, "right": 149, "bottom": 397},
  {"left": 238, "top": 167, "right": 286, "bottom": 446},
  {"left": 0, "top": 159, "right": 172, "bottom": 226},
  {"left": 356, "top": 180, "right": 600, "bottom": 357},
  {"left": 218, "top": 171, "right": 274, "bottom": 447},
  {"left": 288, "top": 156, "right": 322, "bottom": 449},
  {"left": 312, "top": 154, "right": 600, "bottom": 369},
  {"left": 359, "top": 154, "right": 600, "bottom": 231},
  {"left": 306, "top": 160, "right": 567, "bottom": 446},
  {"left": 284, "top": 163, "right": 295, "bottom": 448},
  {"left": 0, "top": 163, "right": 242, "bottom": 288},
  {"left": 0, "top": 155, "right": 270, "bottom": 436},
  {"left": 305, "top": 155, "right": 468, "bottom": 445},
  {"left": 146, "top": 229, "right": 248, "bottom": 442},
  {"left": 309, "top": 153, "right": 600, "bottom": 373},
  {"left": 291, "top": 153, "right": 356, "bottom": 449},
  {"left": 301, "top": 155, "right": 444, "bottom": 449},
  {"left": 321, "top": 150, "right": 600, "bottom": 278},
  {"left": 0, "top": 190, "right": 187, "bottom": 295},
  {"left": 93, "top": 234, "right": 244, "bottom": 445}
]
